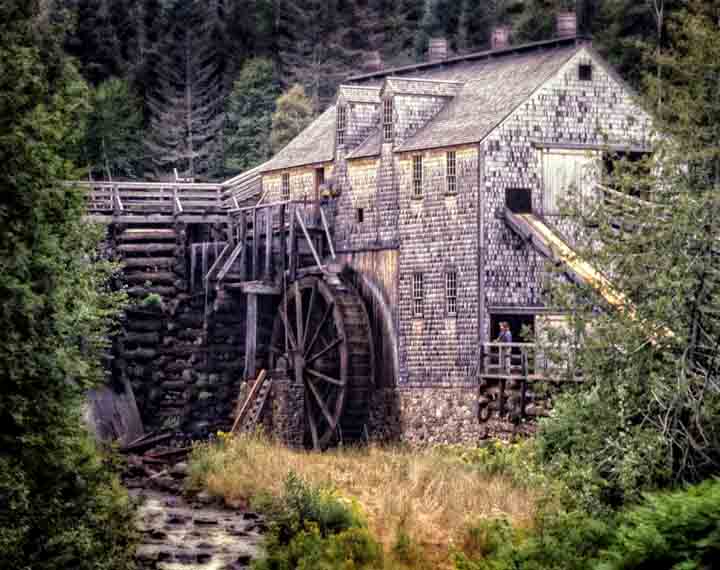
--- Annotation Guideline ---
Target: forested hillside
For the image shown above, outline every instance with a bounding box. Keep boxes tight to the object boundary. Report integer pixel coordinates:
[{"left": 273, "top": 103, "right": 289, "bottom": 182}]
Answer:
[{"left": 52, "top": 0, "right": 679, "bottom": 180}]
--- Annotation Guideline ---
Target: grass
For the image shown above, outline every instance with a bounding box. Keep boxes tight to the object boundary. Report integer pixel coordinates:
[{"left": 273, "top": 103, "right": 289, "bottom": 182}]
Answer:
[{"left": 189, "top": 432, "right": 538, "bottom": 567}]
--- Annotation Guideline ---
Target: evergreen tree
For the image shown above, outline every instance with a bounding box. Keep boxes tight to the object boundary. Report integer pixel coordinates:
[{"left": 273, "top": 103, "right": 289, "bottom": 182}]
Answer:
[
  {"left": 144, "top": 0, "right": 226, "bottom": 178},
  {"left": 224, "top": 58, "right": 280, "bottom": 173},
  {"left": 270, "top": 84, "right": 314, "bottom": 153},
  {"left": 84, "top": 77, "right": 144, "bottom": 179},
  {"left": 0, "top": 2, "right": 135, "bottom": 567}
]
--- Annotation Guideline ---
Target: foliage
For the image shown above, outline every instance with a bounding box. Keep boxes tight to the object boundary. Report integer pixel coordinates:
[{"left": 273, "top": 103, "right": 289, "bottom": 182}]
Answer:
[
  {"left": 189, "top": 432, "right": 536, "bottom": 567},
  {"left": 597, "top": 478, "right": 720, "bottom": 570},
  {"left": 84, "top": 77, "right": 144, "bottom": 179},
  {"left": 535, "top": 3, "right": 720, "bottom": 506},
  {"left": 140, "top": 292, "right": 163, "bottom": 308},
  {"left": 224, "top": 58, "right": 280, "bottom": 173},
  {"left": 270, "top": 85, "right": 315, "bottom": 154},
  {"left": 0, "top": 2, "right": 134, "bottom": 568},
  {"left": 252, "top": 472, "right": 383, "bottom": 570}
]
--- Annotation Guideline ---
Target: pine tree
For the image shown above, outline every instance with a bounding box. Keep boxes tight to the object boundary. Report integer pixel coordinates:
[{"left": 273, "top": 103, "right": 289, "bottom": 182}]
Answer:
[
  {"left": 0, "top": 2, "right": 135, "bottom": 567},
  {"left": 84, "top": 77, "right": 144, "bottom": 179},
  {"left": 144, "top": 0, "right": 226, "bottom": 178},
  {"left": 270, "top": 84, "right": 314, "bottom": 153},
  {"left": 224, "top": 58, "right": 280, "bottom": 173}
]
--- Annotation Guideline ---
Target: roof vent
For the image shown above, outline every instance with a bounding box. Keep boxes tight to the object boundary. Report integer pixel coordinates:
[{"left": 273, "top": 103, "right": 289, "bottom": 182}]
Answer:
[
  {"left": 428, "top": 37, "right": 448, "bottom": 62},
  {"left": 556, "top": 11, "right": 577, "bottom": 38},
  {"left": 491, "top": 26, "right": 511, "bottom": 50},
  {"left": 362, "top": 50, "right": 383, "bottom": 73}
]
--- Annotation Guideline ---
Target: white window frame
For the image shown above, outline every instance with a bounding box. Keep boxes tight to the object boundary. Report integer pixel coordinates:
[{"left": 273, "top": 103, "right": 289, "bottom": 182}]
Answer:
[
  {"left": 445, "top": 271, "right": 457, "bottom": 317},
  {"left": 412, "top": 272, "right": 424, "bottom": 318},
  {"left": 446, "top": 150, "right": 457, "bottom": 194},
  {"left": 412, "top": 155, "right": 423, "bottom": 198},
  {"left": 281, "top": 173, "right": 290, "bottom": 200}
]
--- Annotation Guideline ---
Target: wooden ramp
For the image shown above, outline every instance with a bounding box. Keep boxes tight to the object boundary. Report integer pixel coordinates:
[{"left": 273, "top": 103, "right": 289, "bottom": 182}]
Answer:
[{"left": 504, "top": 208, "right": 630, "bottom": 311}]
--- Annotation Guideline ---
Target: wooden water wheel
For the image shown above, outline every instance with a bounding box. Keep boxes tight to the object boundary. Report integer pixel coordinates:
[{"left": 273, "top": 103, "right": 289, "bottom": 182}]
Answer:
[{"left": 270, "top": 275, "right": 374, "bottom": 449}]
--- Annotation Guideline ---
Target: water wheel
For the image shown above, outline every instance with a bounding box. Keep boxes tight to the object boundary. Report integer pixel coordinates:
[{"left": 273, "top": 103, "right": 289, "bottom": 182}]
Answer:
[{"left": 270, "top": 275, "right": 374, "bottom": 449}]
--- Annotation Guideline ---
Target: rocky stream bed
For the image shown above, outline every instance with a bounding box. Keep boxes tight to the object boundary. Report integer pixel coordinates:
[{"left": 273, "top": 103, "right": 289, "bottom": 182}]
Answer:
[{"left": 126, "top": 462, "right": 265, "bottom": 570}]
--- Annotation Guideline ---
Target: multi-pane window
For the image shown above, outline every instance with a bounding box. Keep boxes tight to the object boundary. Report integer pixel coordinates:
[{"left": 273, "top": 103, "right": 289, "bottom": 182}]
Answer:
[
  {"left": 445, "top": 271, "right": 457, "bottom": 316},
  {"left": 282, "top": 173, "right": 290, "bottom": 200},
  {"left": 337, "top": 105, "right": 347, "bottom": 145},
  {"left": 446, "top": 151, "right": 457, "bottom": 194},
  {"left": 412, "top": 272, "right": 424, "bottom": 318},
  {"left": 412, "top": 155, "right": 423, "bottom": 198},
  {"left": 356, "top": 208, "right": 364, "bottom": 223},
  {"left": 383, "top": 98, "right": 393, "bottom": 142}
]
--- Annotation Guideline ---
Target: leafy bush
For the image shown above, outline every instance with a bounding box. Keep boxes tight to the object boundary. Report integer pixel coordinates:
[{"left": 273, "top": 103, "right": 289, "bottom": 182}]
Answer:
[
  {"left": 141, "top": 292, "right": 163, "bottom": 308},
  {"left": 597, "top": 479, "right": 720, "bottom": 570},
  {"left": 252, "top": 472, "right": 383, "bottom": 570}
]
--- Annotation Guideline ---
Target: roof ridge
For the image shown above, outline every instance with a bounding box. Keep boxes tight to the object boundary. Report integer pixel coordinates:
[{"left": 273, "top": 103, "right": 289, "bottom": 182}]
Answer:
[
  {"left": 387, "top": 77, "right": 464, "bottom": 85},
  {"left": 347, "top": 36, "right": 585, "bottom": 83}
]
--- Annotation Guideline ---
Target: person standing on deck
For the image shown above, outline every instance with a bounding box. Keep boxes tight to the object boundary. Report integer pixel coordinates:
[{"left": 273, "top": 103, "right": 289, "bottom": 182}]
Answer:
[{"left": 496, "top": 322, "right": 512, "bottom": 372}]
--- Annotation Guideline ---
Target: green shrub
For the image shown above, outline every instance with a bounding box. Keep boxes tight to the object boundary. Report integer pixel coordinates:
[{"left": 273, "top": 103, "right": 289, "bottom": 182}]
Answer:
[
  {"left": 596, "top": 479, "right": 720, "bottom": 570},
  {"left": 141, "top": 292, "right": 163, "bottom": 308},
  {"left": 252, "top": 472, "right": 383, "bottom": 569}
]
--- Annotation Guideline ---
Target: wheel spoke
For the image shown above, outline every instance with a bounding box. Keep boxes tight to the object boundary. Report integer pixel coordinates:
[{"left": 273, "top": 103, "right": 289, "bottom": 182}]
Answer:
[
  {"left": 294, "top": 281, "right": 304, "bottom": 349},
  {"left": 306, "top": 337, "right": 344, "bottom": 365},
  {"left": 303, "top": 282, "right": 317, "bottom": 352},
  {"left": 304, "top": 302, "right": 334, "bottom": 358},
  {"left": 307, "top": 376, "right": 337, "bottom": 428},
  {"left": 307, "top": 368, "right": 344, "bottom": 386},
  {"left": 305, "top": 389, "right": 320, "bottom": 450},
  {"left": 278, "top": 308, "right": 298, "bottom": 350}
]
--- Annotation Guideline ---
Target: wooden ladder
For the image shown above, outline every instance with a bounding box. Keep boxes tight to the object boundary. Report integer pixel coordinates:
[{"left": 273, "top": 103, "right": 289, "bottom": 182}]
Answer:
[{"left": 231, "top": 370, "right": 273, "bottom": 434}]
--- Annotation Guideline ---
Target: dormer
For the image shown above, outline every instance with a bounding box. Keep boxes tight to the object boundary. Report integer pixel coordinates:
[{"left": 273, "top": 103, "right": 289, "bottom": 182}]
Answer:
[
  {"left": 378, "top": 77, "right": 462, "bottom": 146},
  {"left": 335, "top": 85, "right": 382, "bottom": 150}
]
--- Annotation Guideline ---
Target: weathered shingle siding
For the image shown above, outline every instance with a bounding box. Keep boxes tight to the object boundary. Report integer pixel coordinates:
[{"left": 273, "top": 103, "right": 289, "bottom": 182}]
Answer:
[
  {"left": 392, "top": 94, "right": 450, "bottom": 146},
  {"left": 262, "top": 164, "right": 332, "bottom": 203},
  {"left": 479, "top": 47, "right": 653, "bottom": 339},
  {"left": 396, "top": 145, "right": 479, "bottom": 384}
]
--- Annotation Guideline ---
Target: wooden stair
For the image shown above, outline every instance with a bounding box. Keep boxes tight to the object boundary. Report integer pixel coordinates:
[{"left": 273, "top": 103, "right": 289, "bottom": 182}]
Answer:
[{"left": 231, "top": 370, "right": 273, "bottom": 434}]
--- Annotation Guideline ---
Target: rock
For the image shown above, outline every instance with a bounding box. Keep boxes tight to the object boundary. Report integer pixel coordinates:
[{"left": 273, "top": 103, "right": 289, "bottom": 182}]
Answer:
[
  {"left": 195, "top": 491, "right": 215, "bottom": 505},
  {"left": 170, "top": 462, "right": 188, "bottom": 479},
  {"left": 194, "top": 515, "right": 219, "bottom": 525},
  {"left": 242, "top": 512, "right": 259, "bottom": 520}
]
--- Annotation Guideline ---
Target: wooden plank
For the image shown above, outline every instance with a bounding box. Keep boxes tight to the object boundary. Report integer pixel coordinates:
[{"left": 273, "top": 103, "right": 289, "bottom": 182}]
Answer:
[
  {"left": 264, "top": 207, "right": 272, "bottom": 280},
  {"left": 252, "top": 208, "right": 259, "bottom": 281},
  {"left": 238, "top": 212, "right": 248, "bottom": 281},
  {"left": 288, "top": 203, "right": 297, "bottom": 281},
  {"left": 320, "top": 208, "right": 336, "bottom": 260},
  {"left": 278, "top": 204, "right": 287, "bottom": 279},
  {"left": 244, "top": 294, "right": 258, "bottom": 379},
  {"left": 239, "top": 281, "right": 281, "bottom": 295},
  {"left": 231, "top": 369, "right": 267, "bottom": 434},
  {"left": 295, "top": 209, "right": 324, "bottom": 271}
]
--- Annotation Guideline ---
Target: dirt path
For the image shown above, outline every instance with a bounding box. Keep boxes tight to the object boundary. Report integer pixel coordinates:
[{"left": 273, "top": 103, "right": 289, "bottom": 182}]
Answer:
[{"left": 132, "top": 489, "right": 265, "bottom": 570}]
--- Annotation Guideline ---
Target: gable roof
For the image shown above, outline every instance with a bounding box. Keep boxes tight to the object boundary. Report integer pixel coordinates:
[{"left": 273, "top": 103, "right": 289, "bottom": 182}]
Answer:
[
  {"left": 395, "top": 45, "right": 579, "bottom": 152},
  {"left": 260, "top": 106, "right": 336, "bottom": 173},
  {"left": 347, "top": 129, "right": 383, "bottom": 161}
]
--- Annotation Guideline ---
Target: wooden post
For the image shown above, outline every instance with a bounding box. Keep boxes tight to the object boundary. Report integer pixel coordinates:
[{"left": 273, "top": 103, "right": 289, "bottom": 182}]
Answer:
[
  {"left": 264, "top": 206, "right": 272, "bottom": 281},
  {"left": 520, "top": 350, "right": 528, "bottom": 420},
  {"left": 288, "top": 203, "right": 297, "bottom": 281},
  {"left": 244, "top": 293, "right": 258, "bottom": 379},
  {"left": 278, "top": 204, "right": 287, "bottom": 279},
  {"left": 238, "top": 212, "right": 247, "bottom": 281},
  {"left": 252, "top": 207, "right": 260, "bottom": 281}
]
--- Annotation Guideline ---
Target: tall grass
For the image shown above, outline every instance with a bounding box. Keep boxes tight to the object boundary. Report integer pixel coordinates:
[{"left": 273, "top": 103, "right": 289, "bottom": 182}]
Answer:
[{"left": 189, "top": 433, "right": 538, "bottom": 567}]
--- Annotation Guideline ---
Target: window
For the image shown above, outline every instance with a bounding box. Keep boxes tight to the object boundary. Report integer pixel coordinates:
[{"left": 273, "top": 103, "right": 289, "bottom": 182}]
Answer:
[
  {"left": 337, "top": 105, "right": 347, "bottom": 145},
  {"left": 356, "top": 208, "right": 364, "bottom": 223},
  {"left": 282, "top": 173, "right": 290, "bottom": 200},
  {"left": 315, "top": 167, "right": 325, "bottom": 199},
  {"left": 579, "top": 64, "right": 592, "bottom": 81},
  {"left": 383, "top": 98, "right": 393, "bottom": 142},
  {"left": 412, "top": 155, "right": 423, "bottom": 198},
  {"left": 412, "top": 272, "right": 424, "bottom": 318},
  {"left": 446, "top": 151, "right": 457, "bottom": 194},
  {"left": 506, "top": 188, "right": 532, "bottom": 213},
  {"left": 445, "top": 271, "right": 457, "bottom": 316}
]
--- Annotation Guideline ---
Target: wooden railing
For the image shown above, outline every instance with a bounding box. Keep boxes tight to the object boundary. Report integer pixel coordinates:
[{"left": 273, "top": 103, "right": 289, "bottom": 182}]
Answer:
[
  {"left": 78, "top": 181, "right": 224, "bottom": 217},
  {"left": 480, "top": 342, "right": 578, "bottom": 383}
]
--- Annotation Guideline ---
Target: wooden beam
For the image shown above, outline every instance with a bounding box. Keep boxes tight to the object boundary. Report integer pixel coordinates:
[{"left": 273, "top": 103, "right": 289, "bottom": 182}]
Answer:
[
  {"left": 320, "top": 207, "right": 336, "bottom": 260},
  {"left": 252, "top": 207, "right": 259, "bottom": 281},
  {"left": 288, "top": 203, "right": 297, "bottom": 281},
  {"left": 239, "top": 281, "right": 281, "bottom": 295},
  {"left": 264, "top": 206, "right": 272, "bottom": 280},
  {"left": 278, "top": 204, "right": 287, "bottom": 279},
  {"left": 238, "top": 211, "right": 247, "bottom": 281},
  {"left": 244, "top": 294, "right": 258, "bottom": 379},
  {"left": 295, "top": 209, "right": 324, "bottom": 271}
]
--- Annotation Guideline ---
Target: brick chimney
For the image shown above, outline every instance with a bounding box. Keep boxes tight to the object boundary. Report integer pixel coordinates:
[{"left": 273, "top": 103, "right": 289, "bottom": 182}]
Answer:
[
  {"left": 362, "top": 50, "right": 383, "bottom": 73},
  {"left": 428, "top": 37, "right": 448, "bottom": 62},
  {"left": 556, "top": 11, "right": 577, "bottom": 38},
  {"left": 491, "top": 26, "right": 511, "bottom": 50}
]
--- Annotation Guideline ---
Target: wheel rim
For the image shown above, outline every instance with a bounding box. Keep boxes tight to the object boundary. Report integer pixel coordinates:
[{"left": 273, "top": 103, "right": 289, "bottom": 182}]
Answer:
[{"left": 271, "top": 277, "right": 350, "bottom": 449}]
